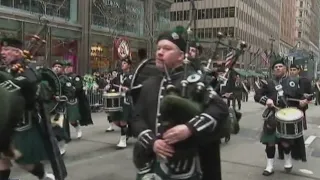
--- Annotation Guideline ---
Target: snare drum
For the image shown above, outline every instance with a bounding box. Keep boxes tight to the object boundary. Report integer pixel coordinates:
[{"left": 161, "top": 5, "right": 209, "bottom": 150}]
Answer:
[
  {"left": 275, "top": 107, "right": 304, "bottom": 139},
  {"left": 103, "top": 92, "right": 125, "bottom": 112}
]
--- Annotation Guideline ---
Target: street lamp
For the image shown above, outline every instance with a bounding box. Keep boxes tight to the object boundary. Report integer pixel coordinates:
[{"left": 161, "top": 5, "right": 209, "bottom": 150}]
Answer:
[{"left": 268, "top": 36, "right": 276, "bottom": 77}]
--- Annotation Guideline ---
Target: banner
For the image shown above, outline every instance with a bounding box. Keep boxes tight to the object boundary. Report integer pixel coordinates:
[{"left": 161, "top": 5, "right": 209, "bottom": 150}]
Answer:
[{"left": 113, "top": 37, "right": 130, "bottom": 60}]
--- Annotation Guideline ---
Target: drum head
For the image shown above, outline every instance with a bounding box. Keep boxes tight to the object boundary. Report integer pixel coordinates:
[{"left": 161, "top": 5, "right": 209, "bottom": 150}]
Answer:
[
  {"left": 104, "top": 92, "right": 121, "bottom": 97},
  {"left": 275, "top": 107, "right": 303, "bottom": 121}
]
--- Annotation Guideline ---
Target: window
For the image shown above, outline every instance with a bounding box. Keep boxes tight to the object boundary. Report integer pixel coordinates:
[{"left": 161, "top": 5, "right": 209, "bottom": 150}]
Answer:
[
  {"left": 213, "top": 8, "right": 220, "bottom": 18},
  {"left": 183, "top": 10, "right": 189, "bottom": 21},
  {"left": 220, "top": 8, "right": 225, "bottom": 18},
  {"left": 197, "top": 9, "right": 205, "bottom": 19},
  {"left": 204, "top": 28, "right": 212, "bottom": 38},
  {"left": 205, "top": 9, "right": 213, "bottom": 19},
  {"left": 177, "top": 11, "right": 183, "bottom": 21},
  {"left": 299, "top": 10, "right": 303, "bottom": 17},
  {"left": 228, "top": 27, "right": 235, "bottom": 37},
  {"left": 229, "top": 7, "right": 235, "bottom": 17},
  {"left": 300, "top": 1, "right": 303, "bottom": 7},
  {"left": 170, "top": 12, "right": 176, "bottom": 21}
]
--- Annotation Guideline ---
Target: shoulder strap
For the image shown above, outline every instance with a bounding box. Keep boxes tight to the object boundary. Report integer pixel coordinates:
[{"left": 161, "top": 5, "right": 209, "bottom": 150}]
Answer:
[{"left": 272, "top": 79, "right": 288, "bottom": 107}]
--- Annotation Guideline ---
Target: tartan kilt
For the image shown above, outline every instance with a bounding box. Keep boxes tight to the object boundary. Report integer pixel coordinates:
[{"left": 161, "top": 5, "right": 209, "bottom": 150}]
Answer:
[
  {"left": 66, "top": 101, "right": 81, "bottom": 124},
  {"left": 13, "top": 125, "right": 48, "bottom": 164}
]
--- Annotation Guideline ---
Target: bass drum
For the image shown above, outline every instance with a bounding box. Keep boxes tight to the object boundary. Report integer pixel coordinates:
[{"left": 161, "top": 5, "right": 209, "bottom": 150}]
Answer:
[
  {"left": 130, "top": 58, "right": 161, "bottom": 104},
  {"left": 37, "top": 67, "right": 62, "bottom": 112}
]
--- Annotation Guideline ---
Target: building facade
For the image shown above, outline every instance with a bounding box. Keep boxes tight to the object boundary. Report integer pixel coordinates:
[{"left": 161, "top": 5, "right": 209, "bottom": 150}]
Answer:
[
  {"left": 0, "top": 0, "right": 172, "bottom": 74},
  {"left": 170, "top": 0, "right": 281, "bottom": 69},
  {"left": 279, "top": 0, "right": 296, "bottom": 56},
  {"left": 292, "top": 0, "right": 320, "bottom": 78}
]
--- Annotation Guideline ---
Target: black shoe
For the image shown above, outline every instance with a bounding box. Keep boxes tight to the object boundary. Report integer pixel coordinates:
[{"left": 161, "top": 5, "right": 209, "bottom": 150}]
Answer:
[
  {"left": 284, "top": 166, "right": 293, "bottom": 173},
  {"left": 262, "top": 170, "right": 274, "bottom": 176},
  {"left": 225, "top": 135, "right": 230, "bottom": 143},
  {"left": 105, "top": 129, "right": 114, "bottom": 132}
]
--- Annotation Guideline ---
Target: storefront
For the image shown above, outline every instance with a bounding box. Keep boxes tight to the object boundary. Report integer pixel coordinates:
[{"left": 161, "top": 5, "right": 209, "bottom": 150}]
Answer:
[
  {"left": 0, "top": 0, "right": 172, "bottom": 74},
  {"left": 89, "top": 32, "right": 148, "bottom": 73}
]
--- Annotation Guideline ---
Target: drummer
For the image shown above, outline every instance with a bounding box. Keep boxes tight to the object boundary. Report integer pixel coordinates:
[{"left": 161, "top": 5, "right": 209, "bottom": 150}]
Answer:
[
  {"left": 106, "top": 57, "right": 133, "bottom": 149},
  {"left": 254, "top": 59, "right": 308, "bottom": 176}
]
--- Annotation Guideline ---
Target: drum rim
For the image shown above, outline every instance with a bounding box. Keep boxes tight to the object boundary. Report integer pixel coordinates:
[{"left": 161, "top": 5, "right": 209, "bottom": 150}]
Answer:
[
  {"left": 276, "top": 118, "right": 303, "bottom": 123},
  {"left": 103, "top": 92, "right": 125, "bottom": 97}
]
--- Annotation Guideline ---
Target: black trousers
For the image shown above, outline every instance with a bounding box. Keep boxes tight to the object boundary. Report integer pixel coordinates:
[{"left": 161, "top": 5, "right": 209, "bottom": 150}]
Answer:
[
  {"left": 242, "top": 92, "right": 248, "bottom": 102},
  {"left": 227, "top": 97, "right": 241, "bottom": 110},
  {"left": 199, "top": 140, "right": 222, "bottom": 180}
]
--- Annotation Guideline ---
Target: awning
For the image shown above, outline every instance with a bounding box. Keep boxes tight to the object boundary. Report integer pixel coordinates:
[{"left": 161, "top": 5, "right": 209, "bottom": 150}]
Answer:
[{"left": 234, "top": 68, "right": 249, "bottom": 77}]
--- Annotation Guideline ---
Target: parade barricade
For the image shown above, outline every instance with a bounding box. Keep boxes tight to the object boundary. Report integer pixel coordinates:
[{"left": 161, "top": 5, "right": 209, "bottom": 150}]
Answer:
[{"left": 85, "top": 89, "right": 105, "bottom": 112}]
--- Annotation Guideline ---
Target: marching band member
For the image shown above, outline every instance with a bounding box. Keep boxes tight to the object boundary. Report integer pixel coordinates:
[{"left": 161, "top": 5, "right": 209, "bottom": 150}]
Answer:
[
  {"left": 51, "top": 60, "right": 71, "bottom": 155},
  {"left": 64, "top": 62, "right": 93, "bottom": 138},
  {"left": 228, "top": 75, "right": 242, "bottom": 110},
  {"left": 189, "top": 39, "right": 203, "bottom": 73},
  {"left": 289, "top": 63, "right": 311, "bottom": 130},
  {"left": 284, "top": 63, "right": 311, "bottom": 161},
  {"left": 254, "top": 59, "right": 308, "bottom": 176},
  {"left": 0, "top": 38, "right": 66, "bottom": 180},
  {"left": 131, "top": 28, "right": 229, "bottom": 180},
  {"left": 109, "top": 57, "right": 133, "bottom": 149}
]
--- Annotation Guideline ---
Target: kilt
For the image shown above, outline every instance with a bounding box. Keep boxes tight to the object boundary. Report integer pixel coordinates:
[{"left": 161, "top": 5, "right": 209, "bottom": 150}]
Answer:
[
  {"left": 136, "top": 161, "right": 201, "bottom": 180},
  {"left": 109, "top": 104, "right": 132, "bottom": 122},
  {"left": 66, "top": 100, "right": 81, "bottom": 124},
  {"left": 13, "top": 125, "right": 48, "bottom": 164}
]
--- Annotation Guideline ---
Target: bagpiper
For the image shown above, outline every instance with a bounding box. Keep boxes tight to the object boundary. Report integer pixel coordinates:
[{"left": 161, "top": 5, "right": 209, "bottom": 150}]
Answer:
[
  {"left": 51, "top": 60, "right": 71, "bottom": 155},
  {"left": 131, "top": 27, "right": 229, "bottom": 180},
  {"left": 254, "top": 59, "right": 308, "bottom": 176},
  {"left": 64, "top": 61, "right": 93, "bottom": 136},
  {"left": 0, "top": 37, "right": 67, "bottom": 180}
]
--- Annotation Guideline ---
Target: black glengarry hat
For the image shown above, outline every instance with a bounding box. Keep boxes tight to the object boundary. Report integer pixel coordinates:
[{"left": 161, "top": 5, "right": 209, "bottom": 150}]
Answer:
[
  {"left": 0, "top": 38, "right": 23, "bottom": 49},
  {"left": 52, "top": 60, "right": 64, "bottom": 67},
  {"left": 190, "top": 38, "right": 203, "bottom": 55},
  {"left": 272, "top": 59, "right": 286, "bottom": 69},
  {"left": 157, "top": 26, "right": 187, "bottom": 52},
  {"left": 290, "top": 63, "right": 300, "bottom": 70}
]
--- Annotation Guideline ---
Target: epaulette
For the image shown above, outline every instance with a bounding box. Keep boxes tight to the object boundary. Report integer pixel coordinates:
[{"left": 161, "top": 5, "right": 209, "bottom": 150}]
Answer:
[{"left": 261, "top": 79, "right": 268, "bottom": 85}]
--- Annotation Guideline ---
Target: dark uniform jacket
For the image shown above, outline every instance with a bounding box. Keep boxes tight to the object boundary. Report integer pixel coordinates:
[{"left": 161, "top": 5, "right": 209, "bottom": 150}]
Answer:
[
  {"left": 111, "top": 71, "right": 132, "bottom": 91},
  {"left": 254, "top": 76, "right": 304, "bottom": 108}
]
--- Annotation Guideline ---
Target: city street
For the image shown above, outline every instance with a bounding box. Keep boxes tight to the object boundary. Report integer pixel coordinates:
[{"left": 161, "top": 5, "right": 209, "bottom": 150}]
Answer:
[{"left": 12, "top": 93, "right": 320, "bottom": 180}]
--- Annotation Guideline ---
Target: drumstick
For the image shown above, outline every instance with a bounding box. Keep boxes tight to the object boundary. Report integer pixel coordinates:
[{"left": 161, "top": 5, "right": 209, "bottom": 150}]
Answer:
[{"left": 273, "top": 106, "right": 280, "bottom": 110}]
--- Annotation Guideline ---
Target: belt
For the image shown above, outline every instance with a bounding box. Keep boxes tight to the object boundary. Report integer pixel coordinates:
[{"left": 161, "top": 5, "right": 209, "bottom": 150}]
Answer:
[
  {"left": 15, "top": 111, "right": 33, "bottom": 132},
  {"left": 67, "top": 98, "right": 78, "bottom": 105}
]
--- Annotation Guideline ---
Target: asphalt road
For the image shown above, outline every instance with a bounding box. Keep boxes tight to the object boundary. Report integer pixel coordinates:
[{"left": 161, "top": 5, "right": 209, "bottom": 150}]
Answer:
[{"left": 12, "top": 94, "right": 320, "bottom": 180}]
